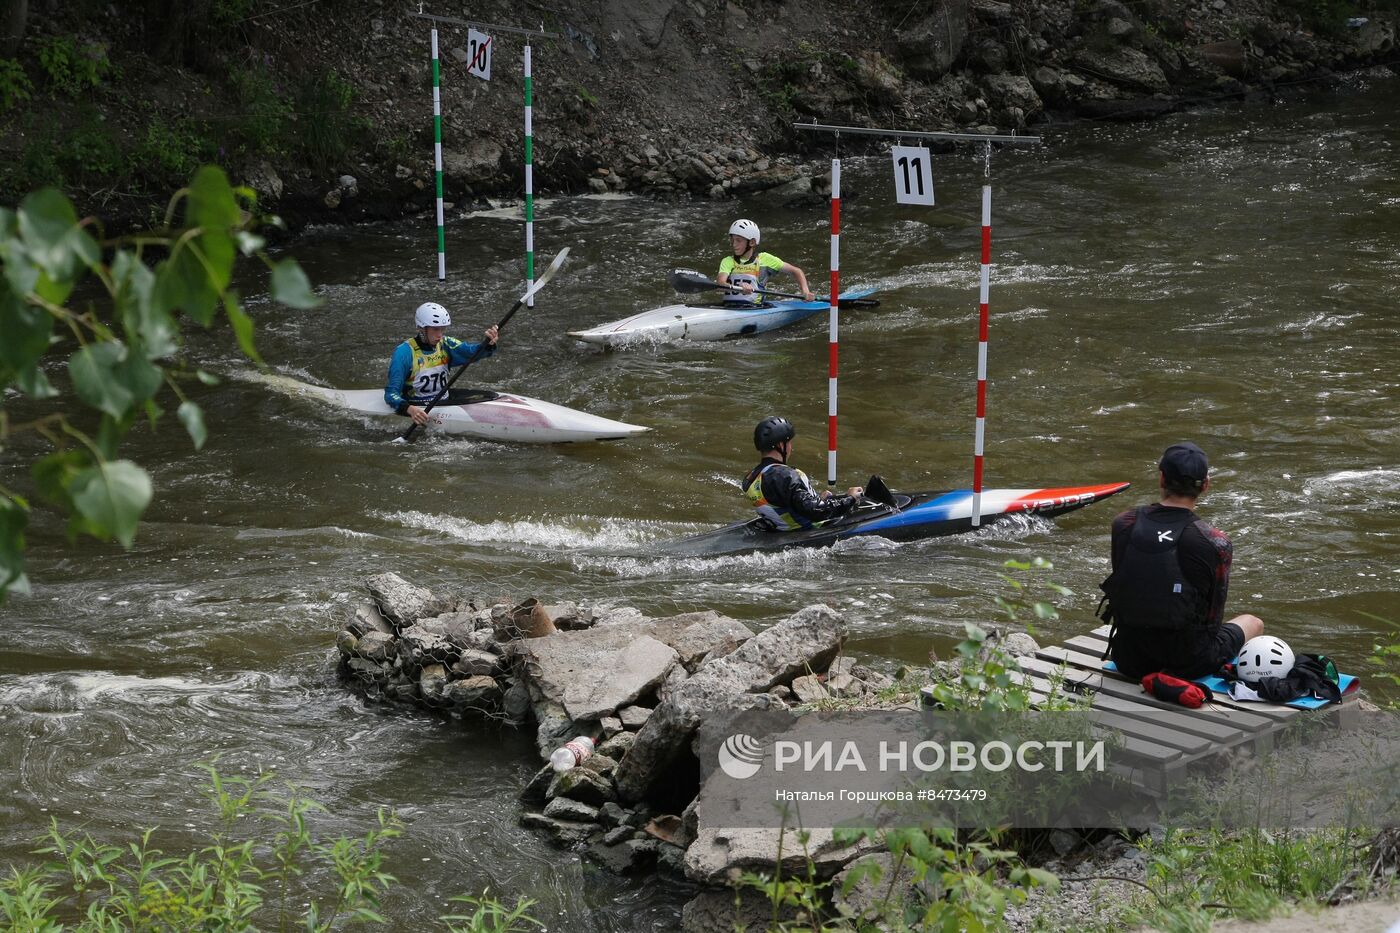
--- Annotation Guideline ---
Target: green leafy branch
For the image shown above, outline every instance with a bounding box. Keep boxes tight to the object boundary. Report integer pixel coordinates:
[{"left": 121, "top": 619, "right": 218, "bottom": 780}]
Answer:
[{"left": 0, "top": 166, "right": 323, "bottom": 601}]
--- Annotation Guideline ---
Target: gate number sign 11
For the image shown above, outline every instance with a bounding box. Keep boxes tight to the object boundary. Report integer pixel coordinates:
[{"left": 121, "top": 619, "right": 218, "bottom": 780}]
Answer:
[
  {"left": 891, "top": 145, "right": 935, "bottom": 206},
  {"left": 467, "top": 28, "right": 492, "bottom": 81}
]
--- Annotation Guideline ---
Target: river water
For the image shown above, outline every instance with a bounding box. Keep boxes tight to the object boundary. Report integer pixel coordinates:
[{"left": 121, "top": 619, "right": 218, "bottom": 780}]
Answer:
[{"left": 3, "top": 76, "right": 1398, "bottom": 929}]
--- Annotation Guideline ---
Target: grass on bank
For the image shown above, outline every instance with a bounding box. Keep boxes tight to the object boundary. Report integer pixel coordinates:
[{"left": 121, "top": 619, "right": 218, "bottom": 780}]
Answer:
[{"left": 0, "top": 764, "right": 538, "bottom": 933}]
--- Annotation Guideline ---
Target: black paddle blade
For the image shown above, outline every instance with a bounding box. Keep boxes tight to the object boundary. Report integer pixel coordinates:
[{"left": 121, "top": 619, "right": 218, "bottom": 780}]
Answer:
[
  {"left": 840, "top": 298, "right": 880, "bottom": 309},
  {"left": 866, "top": 474, "right": 897, "bottom": 507},
  {"left": 667, "top": 269, "right": 720, "bottom": 294}
]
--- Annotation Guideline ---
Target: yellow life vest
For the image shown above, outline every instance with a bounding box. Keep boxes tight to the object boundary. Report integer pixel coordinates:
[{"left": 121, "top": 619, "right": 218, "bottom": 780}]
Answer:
[
  {"left": 744, "top": 462, "right": 814, "bottom": 530},
  {"left": 719, "top": 252, "right": 785, "bottom": 306},
  {"left": 404, "top": 336, "right": 454, "bottom": 403}
]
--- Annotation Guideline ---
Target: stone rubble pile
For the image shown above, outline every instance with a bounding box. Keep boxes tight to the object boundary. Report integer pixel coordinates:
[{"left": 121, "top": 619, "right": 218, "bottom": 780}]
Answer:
[{"left": 335, "top": 573, "right": 901, "bottom": 894}]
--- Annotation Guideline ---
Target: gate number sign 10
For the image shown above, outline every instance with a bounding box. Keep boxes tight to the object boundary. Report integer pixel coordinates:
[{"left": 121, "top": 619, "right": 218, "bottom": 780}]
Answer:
[
  {"left": 891, "top": 145, "right": 935, "bottom": 206},
  {"left": 467, "top": 28, "right": 492, "bottom": 81}
]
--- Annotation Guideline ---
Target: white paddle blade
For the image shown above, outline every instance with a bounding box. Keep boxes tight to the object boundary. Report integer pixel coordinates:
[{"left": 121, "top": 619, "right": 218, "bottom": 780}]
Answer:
[{"left": 521, "top": 247, "right": 571, "bottom": 303}]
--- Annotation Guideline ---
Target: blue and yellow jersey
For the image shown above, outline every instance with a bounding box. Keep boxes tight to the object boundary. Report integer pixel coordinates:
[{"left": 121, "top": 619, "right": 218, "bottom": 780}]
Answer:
[
  {"left": 384, "top": 335, "right": 494, "bottom": 411},
  {"left": 718, "top": 251, "right": 785, "bottom": 305}
]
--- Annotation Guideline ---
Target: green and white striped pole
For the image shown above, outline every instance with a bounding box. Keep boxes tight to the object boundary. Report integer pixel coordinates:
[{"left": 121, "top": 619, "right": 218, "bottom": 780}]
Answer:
[
  {"left": 524, "top": 44, "right": 534, "bottom": 306},
  {"left": 431, "top": 28, "right": 446, "bottom": 281}
]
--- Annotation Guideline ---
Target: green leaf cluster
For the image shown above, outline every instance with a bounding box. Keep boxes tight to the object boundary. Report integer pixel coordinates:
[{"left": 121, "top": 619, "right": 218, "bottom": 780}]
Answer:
[
  {"left": 36, "top": 35, "right": 111, "bottom": 97},
  {"left": 0, "top": 166, "right": 322, "bottom": 602},
  {"left": 0, "top": 57, "right": 33, "bottom": 113},
  {"left": 738, "top": 819, "right": 1057, "bottom": 931}
]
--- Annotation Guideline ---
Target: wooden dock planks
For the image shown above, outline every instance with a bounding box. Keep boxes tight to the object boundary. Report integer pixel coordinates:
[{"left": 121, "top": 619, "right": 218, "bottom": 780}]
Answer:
[{"left": 1009, "top": 624, "right": 1357, "bottom": 795}]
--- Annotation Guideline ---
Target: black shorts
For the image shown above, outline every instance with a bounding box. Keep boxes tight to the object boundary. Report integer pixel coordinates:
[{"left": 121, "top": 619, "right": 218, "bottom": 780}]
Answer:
[{"left": 1111, "top": 622, "right": 1247, "bottom": 681}]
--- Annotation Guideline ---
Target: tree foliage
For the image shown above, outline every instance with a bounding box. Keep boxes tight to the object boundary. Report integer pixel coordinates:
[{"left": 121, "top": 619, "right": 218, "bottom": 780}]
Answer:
[{"left": 0, "top": 166, "right": 320, "bottom": 601}]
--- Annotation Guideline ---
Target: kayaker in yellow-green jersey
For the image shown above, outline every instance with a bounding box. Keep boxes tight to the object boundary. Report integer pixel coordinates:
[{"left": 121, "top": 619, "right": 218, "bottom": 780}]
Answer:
[{"left": 718, "top": 218, "right": 814, "bottom": 306}]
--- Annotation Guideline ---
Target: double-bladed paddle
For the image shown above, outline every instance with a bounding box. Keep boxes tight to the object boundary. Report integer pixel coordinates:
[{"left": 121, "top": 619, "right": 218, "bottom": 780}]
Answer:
[
  {"left": 395, "top": 247, "right": 571, "bottom": 443},
  {"left": 666, "top": 269, "right": 880, "bottom": 308}
]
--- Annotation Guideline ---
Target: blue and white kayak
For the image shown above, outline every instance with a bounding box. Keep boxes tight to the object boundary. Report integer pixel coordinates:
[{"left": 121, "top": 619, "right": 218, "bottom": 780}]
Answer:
[
  {"left": 249, "top": 373, "right": 650, "bottom": 444},
  {"left": 568, "top": 289, "right": 878, "bottom": 346},
  {"left": 663, "top": 481, "right": 1131, "bottom": 556}
]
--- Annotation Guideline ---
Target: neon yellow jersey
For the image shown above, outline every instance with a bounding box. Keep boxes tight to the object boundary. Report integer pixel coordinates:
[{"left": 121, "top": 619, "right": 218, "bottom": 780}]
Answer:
[{"left": 719, "top": 252, "right": 784, "bottom": 305}]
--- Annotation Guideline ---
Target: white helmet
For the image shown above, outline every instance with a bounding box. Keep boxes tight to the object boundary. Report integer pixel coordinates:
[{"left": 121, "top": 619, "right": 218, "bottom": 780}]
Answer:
[
  {"left": 1235, "top": 635, "right": 1295, "bottom": 683},
  {"left": 415, "top": 302, "right": 451, "bottom": 328},
  {"left": 728, "top": 218, "right": 760, "bottom": 244}
]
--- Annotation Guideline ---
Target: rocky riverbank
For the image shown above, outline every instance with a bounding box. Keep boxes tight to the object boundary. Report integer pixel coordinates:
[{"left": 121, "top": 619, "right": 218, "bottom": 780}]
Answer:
[
  {"left": 1, "top": 0, "right": 1395, "bottom": 230},
  {"left": 336, "top": 572, "right": 932, "bottom": 927},
  {"left": 334, "top": 573, "right": 1399, "bottom": 930}
]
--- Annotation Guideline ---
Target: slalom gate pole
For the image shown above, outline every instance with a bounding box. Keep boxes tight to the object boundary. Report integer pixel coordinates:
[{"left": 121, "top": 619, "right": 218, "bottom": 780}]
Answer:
[
  {"left": 524, "top": 44, "right": 535, "bottom": 306},
  {"left": 828, "top": 158, "right": 840, "bottom": 487},
  {"left": 431, "top": 28, "right": 446, "bottom": 281},
  {"left": 971, "top": 150, "right": 992, "bottom": 526}
]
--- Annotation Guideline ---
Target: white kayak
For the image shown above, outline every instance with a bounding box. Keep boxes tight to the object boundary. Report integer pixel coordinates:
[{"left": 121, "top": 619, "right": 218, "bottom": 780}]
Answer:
[
  {"left": 568, "top": 289, "right": 878, "bottom": 346},
  {"left": 251, "top": 373, "right": 650, "bottom": 444}
]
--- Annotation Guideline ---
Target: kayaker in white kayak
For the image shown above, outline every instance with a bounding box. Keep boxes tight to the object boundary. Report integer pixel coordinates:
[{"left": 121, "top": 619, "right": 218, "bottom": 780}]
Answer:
[
  {"left": 743, "top": 417, "right": 863, "bottom": 531},
  {"left": 385, "top": 302, "right": 500, "bottom": 426},
  {"left": 718, "top": 219, "right": 814, "bottom": 306}
]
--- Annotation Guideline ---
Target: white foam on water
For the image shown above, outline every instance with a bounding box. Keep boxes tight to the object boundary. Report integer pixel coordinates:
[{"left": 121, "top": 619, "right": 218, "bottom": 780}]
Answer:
[
  {"left": 1303, "top": 467, "right": 1400, "bottom": 498},
  {"left": 0, "top": 670, "right": 280, "bottom": 713},
  {"left": 390, "top": 510, "right": 675, "bottom": 550},
  {"left": 1281, "top": 311, "right": 1362, "bottom": 333},
  {"left": 580, "top": 542, "right": 834, "bottom": 579}
]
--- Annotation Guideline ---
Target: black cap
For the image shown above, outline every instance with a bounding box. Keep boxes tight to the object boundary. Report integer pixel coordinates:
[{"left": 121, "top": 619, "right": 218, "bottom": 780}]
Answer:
[{"left": 1159, "top": 442, "right": 1208, "bottom": 489}]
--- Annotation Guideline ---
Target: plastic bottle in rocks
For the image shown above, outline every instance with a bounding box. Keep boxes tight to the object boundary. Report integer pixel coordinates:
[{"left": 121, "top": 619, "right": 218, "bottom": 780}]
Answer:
[{"left": 549, "top": 736, "right": 595, "bottom": 772}]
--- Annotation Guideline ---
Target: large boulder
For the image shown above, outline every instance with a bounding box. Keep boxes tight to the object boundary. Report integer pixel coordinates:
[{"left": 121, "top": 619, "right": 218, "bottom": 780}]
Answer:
[
  {"left": 443, "top": 675, "right": 501, "bottom": 709},
  {"left": 354, "top": 630, "right": 395, "bottom": 663},
  {"left": 639, "top": 611, "right": 755, "bottom": 672},
  {"left": 681, "top": 888, "right": 799, "bottom": 932},
  {"left": 442, "top": 137, "right": 504, "bottom": 185},
  {"left": 346, "top": 601, "right": 394, "bottom": 637},
  {"left": 983, "top": 74, "right": 1043, "bottom": 118},
  {"left": 1072, "top": 46, "right": 1170, "bottom": 94},
  {"left": 548, "top": 767, "right": 617, "bottom": 807},
  {"left": 684, "top": 826, "right": 878, "bottom": 884},
  {"left": 894, "top": 0, "right": 969, "bottom": 81},
  {"left": 613, "top": 605, "right": 846, "bottom": 803},
  {"left": 521, "top": 626, "right": 679, "bottom": 721},
  {"left": 399, "top": 625, "right": 458, "bottom": 669},
  {"left": 414, "top": 610, "right": 488, "bottom": 647},
  {"left": 365, "top": 573, "right": 436, "bottom": 629}
]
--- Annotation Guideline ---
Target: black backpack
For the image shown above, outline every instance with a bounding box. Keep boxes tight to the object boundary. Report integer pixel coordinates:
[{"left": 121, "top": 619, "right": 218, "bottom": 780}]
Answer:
[{"left": 1098, "top": 507, "right": 1203, "bottom": 631}]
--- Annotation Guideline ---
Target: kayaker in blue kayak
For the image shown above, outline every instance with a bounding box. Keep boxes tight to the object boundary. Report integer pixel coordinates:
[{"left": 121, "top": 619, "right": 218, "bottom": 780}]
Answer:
[
  {"left": 743, "top": 417, "right": 863, "bottom": 530},
  {"left": 718, "top": 219, "right": 814, "bottom": 306},
  {"left": 385, "top": 302, "right": 499, "bottom": 426}
]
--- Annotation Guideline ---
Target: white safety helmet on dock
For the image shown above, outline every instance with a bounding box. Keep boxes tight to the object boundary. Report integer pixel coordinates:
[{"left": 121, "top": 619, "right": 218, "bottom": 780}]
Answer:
[
  {"left": 415, "top": 302, "right": 452, "bottom": 328},
  {"left": 728, "top": 218, "right": 760, "bottom": 244},
  {"left": 1234, "top": 635, "right": 1295, "bottom": 682}
]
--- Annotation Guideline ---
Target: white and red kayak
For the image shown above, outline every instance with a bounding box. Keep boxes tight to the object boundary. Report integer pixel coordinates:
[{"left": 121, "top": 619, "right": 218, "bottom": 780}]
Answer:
[{"left": 252, "top": 374, "right": 650, "bottom": 444}]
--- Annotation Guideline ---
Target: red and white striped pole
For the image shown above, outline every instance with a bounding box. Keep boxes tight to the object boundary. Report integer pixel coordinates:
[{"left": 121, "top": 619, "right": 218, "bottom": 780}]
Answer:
[
  {"left": 971, "top": 179, "right": 991, "bottom": 526},
  {"left": 828, "top": 158, "right": 840, "bottom": 487}
]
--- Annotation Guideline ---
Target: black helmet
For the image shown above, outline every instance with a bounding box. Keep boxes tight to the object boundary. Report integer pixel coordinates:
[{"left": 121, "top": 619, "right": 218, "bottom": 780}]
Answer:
[{"left": 754, "top": 416, "right": 796, "bottom": 451}]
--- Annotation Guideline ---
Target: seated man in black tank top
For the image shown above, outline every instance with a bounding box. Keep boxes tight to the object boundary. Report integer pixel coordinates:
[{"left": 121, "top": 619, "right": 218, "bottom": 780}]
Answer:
[{"left": 1099, "top": 442, "right": 1266, "bottom": 680}]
